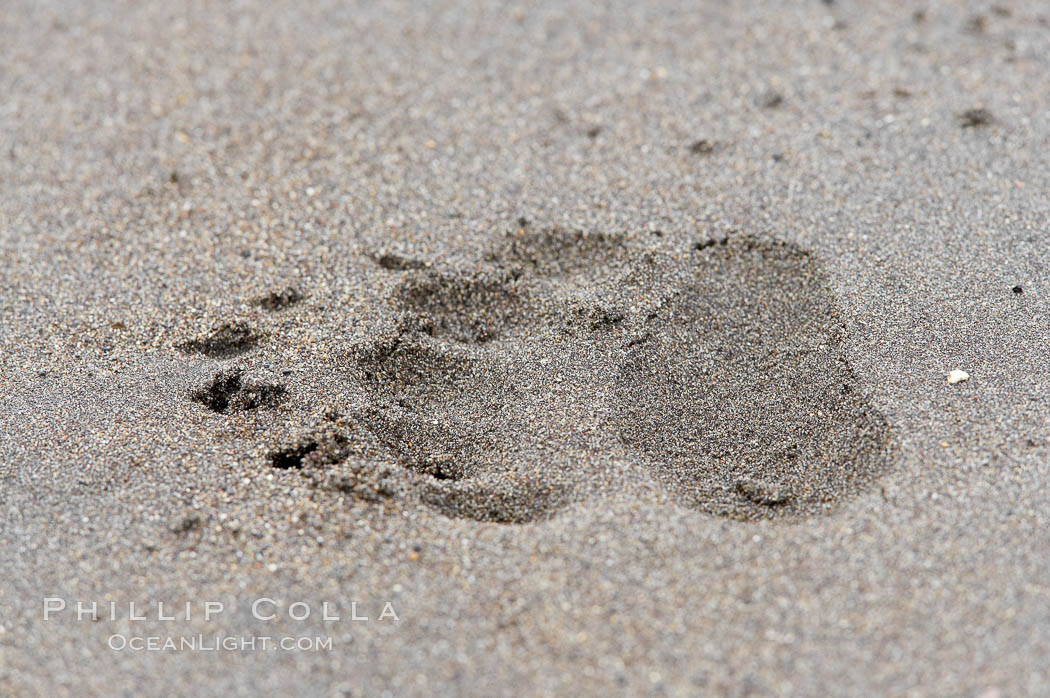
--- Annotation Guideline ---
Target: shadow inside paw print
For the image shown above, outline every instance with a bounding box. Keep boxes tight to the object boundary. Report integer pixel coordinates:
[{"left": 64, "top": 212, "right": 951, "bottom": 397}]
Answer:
[
  {"left": 348, "top": 229, "right": 891, "bottom": 523},
  {"left": 178, "top": 322, "right": 262, "bottom": 359},
  {"left": 191, "top": 369, "right": 286, "bottom": 413}
]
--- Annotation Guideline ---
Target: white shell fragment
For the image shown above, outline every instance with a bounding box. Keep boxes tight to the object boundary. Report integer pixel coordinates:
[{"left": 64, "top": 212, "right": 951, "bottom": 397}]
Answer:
[{"left": 947, "top": 370, "right": 970, "bottom": 385}]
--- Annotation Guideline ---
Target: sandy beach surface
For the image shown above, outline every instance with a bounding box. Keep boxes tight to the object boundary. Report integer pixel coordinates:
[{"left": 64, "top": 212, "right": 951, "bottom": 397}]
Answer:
[{"left": 2, "top": 1, "right": 1049, "bottom": 695}]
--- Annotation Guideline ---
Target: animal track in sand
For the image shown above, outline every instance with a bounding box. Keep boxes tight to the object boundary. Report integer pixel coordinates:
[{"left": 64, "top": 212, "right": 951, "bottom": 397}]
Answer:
[
  {"left": 175, "top": 238, "right": 890, "bottom": 524},
  {"left": 348, "top": 228, "right": 891, "bottom": 523}
]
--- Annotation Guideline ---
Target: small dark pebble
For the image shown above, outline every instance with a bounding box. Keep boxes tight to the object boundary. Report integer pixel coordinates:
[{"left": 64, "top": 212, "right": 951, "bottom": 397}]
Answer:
[
  {"left": 759, "top": 91, "right": 784, "bottom": 109},
  {"left": 772, "top": 152, "right": 784, "bottom": 162},
  {"left": 958, "top": 108, "right": 994, "bottom": 128},
  {"left": 585, "top": 126, "right": 602, "bottom": 139},
  {"left": 1013, "top": 285, "right": 1023, "bottom": 294},
  {"left": 689, "top": 139, "right": 715, "bottom": 155}
]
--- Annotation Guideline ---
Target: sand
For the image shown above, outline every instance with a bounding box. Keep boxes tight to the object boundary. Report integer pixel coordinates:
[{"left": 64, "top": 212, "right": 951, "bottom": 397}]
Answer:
[{"left": 2, "top": 1, "right": 1049, "bottom": 695}]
